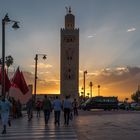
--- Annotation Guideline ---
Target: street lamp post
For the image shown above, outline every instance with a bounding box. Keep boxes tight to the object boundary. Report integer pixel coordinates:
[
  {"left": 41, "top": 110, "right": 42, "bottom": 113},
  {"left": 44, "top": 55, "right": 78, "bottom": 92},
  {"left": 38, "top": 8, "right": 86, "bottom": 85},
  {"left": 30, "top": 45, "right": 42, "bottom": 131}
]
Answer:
[
  {"left": 34, "top": 54, "right": 47, "bottom": 99},
  {"left": 89, "top": 81, "right": 93, "bottom": 98},
  {"left": 1, "top": 14, "right": 19, "bottom": 97},
  {"left": 83, "top": 70, "right": 87, "bottom": 101}
]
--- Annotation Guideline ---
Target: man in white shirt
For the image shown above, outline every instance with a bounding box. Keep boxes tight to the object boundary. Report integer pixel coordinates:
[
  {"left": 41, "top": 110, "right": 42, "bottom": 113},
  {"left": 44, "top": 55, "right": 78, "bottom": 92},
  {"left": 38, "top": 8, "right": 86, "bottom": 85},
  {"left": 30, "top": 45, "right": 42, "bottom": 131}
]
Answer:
[
  {"left": 53, "top": 96, "right": 62, "bottom": 126},
  {"left": 63, "top": 96, "right": 72, "bottom": 126}
]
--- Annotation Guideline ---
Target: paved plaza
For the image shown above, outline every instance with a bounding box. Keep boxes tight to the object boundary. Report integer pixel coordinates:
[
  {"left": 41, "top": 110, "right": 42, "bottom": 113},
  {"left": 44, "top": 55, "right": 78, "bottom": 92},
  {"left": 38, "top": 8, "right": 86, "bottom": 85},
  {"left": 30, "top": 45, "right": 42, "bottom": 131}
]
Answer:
[
  {"left": 75, "top": 110, "right": 140, "bottom": 140},
  {"left": 0, "top": 112, "right": 78, "bottom": 140},
  {"left": 1, "top": 110, "right": 140, "bottom": 140}
]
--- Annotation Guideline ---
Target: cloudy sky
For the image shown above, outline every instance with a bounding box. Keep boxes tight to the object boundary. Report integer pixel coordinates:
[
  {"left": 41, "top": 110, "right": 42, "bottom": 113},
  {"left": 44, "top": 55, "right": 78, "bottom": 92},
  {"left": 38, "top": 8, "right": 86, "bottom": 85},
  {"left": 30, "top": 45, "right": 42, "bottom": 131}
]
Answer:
[{"left": 0, "top": 0, "right": 140, "bottom": 100}]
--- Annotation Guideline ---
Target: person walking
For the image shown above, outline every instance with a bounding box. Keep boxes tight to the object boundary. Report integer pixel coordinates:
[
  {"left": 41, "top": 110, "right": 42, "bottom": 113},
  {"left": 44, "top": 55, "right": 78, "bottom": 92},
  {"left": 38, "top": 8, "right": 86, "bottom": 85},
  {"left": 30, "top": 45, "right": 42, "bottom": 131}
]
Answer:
[
  {"left": 36, "top": 98, "right": 42, "bottom": 118},
  {"left": 72, "top": 98, "right": 78, "bottom": 116},
  {"left": 0, "top": 96, "right": 12, "bottom": 134},
  {"left": 63, "top": 96, "right": 72, "bottom": 126},
  {"left": 17, "top": 99, "right": 22, "bottom": 118},
  {"left": 42, "top": 95, "right": 52, "bottom": 125},
  {"left": 26, "top": 98, "right": 34, "bottom": 121},
  {"left": 11, "top": 98, "right": 17, "bottom": 119},
  {"left": 53, "top": 96, "right": 62, "bottom": 126}
]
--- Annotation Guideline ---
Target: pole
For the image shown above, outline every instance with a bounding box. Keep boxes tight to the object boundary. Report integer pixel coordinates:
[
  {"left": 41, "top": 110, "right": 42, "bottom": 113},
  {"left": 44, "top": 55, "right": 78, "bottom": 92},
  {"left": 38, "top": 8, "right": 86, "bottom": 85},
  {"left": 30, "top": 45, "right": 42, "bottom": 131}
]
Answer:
[
  {"left": 2, "top": 19, "right": 5, "bottom": 97},
  {"left": 83, "top": 72, "right": 85, "bottom": 100},
  {"left": 34, "top": 54, "right": 38, "bottom": 99},
  {"left": 83, "top": 71, "right": 87, "bottom": 101},
  {"left": 34, "top": 54, "right": 46, "bottom": 100},
  {"left": 89, "top": 82, "right": 93, "bottom": 98},
  {"left": 1, "top": 14, "right": 19, "bottom": 98}
]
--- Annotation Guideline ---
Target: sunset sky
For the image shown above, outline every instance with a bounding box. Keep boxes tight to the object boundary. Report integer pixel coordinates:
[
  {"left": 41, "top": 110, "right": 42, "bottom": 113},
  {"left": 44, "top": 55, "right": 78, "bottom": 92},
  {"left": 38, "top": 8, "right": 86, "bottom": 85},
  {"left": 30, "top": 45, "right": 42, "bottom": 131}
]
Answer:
[{"left": 0, "top": 0, "right": 140, "bottom": 101}]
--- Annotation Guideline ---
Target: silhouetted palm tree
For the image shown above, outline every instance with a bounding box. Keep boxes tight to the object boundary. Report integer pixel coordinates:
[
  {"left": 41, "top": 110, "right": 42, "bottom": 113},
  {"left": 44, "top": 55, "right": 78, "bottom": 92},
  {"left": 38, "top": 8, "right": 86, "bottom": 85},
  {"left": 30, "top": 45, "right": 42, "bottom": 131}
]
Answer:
[{"left": 98, "top": 85, "right": 100, "bottom": 96}]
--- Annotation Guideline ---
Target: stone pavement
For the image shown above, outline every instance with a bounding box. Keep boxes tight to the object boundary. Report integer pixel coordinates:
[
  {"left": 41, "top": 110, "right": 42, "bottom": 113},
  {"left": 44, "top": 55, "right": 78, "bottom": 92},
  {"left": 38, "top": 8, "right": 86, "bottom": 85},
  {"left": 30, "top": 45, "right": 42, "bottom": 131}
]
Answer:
[
  {"left": 0, "top": 112, "right": 78, "bottom": 140},
  {"left": 1, "top": 110, "right": 140, "bottom": 140},
  {"left": 74, "top": 110, "right": 140, "bottom": 140}
]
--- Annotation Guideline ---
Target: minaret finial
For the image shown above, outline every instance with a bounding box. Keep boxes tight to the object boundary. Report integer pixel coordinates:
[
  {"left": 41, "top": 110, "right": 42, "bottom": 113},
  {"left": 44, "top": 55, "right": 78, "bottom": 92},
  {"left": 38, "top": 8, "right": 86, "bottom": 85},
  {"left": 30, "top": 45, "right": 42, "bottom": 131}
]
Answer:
[{"left": 69, "top": 6, "right": 71, "bottom": 13}]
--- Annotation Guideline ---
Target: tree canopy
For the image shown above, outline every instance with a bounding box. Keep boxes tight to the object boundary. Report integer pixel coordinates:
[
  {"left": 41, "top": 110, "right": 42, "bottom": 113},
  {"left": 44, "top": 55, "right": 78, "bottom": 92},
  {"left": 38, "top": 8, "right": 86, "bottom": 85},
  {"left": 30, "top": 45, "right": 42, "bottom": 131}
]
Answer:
[{"left": 131, "top": 90, "right": 140, "bottom": 103}]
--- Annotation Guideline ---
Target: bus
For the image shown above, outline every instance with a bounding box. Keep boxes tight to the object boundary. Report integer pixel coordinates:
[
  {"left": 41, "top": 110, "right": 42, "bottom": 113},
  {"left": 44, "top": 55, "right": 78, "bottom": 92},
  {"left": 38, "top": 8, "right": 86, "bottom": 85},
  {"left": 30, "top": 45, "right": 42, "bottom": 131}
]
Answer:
[{"left": 82, "top": 96, "right": 118, "bottom": 111}]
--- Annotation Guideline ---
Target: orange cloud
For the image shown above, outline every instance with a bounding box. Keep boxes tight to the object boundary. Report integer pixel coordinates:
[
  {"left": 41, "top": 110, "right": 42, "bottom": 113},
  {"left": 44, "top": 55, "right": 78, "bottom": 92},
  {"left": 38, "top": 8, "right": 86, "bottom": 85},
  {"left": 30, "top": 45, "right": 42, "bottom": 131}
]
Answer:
[
  {"left": 30, "top": 63, "right": 53, "bottom": 69},
  {"left": 22, "top": 66, "right": 140, "bottom": 101},
  {"left": 79, "top": 66, "right": 140, "bottom": 101},
  {"left": 22, "top": 71, "right": 60, "bottom": 94}
]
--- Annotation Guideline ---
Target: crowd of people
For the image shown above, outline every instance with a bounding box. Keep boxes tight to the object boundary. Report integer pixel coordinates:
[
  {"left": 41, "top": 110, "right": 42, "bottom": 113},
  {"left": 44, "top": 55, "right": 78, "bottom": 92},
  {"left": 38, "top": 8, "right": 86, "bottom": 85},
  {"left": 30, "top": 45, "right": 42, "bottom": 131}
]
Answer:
[
  {"left": 0, "top": 95, "right": 79, "bottom": 134},
  {"left": 27, "top": 95, "right": 79, "bottom": 126}
]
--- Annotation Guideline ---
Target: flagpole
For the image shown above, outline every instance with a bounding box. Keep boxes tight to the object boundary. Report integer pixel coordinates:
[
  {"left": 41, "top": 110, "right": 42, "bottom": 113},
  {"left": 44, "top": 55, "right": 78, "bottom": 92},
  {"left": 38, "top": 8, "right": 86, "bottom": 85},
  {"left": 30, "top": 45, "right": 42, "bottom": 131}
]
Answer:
[
  {"left": 34, "top": 54, "right": 38, "bottom": 99},
  {"left": 2, "top": 16, "right": 6, "bottom": 97}
]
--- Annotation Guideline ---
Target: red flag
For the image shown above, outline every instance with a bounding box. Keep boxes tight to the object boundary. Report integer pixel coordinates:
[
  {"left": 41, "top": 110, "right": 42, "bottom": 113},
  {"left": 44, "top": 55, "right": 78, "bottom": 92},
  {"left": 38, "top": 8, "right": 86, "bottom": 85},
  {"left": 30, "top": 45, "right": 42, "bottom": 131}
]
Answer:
[
  {"left": 0, "top": 67, "right": 11, "bottom": 92},
  {"left": 11, "top": 67, "right": 21, "bottom": 88},
  {"left": 11, "top": 67, "right": 29, "bottom": 94},
  {"left": 20, "top": 71, "right": 29, "bottom": 94}
]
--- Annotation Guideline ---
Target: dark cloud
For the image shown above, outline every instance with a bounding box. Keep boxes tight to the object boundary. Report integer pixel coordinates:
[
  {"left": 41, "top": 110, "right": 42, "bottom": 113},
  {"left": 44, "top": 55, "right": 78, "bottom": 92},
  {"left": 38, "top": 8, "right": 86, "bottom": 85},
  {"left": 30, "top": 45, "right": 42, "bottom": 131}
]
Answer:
[
  {"left": 127, "top": 66, "right": 140, "bottom": 75},
  {"left": 91, "top": 66, "right": 140, "bottom": 85}
]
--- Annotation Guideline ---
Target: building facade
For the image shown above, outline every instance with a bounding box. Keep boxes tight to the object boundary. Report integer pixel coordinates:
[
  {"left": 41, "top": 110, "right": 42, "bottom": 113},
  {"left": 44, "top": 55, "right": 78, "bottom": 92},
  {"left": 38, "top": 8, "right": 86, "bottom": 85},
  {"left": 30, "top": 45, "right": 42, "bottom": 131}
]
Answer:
[{"left": 60, "top": 7, "right": 79, "bottom": 99}]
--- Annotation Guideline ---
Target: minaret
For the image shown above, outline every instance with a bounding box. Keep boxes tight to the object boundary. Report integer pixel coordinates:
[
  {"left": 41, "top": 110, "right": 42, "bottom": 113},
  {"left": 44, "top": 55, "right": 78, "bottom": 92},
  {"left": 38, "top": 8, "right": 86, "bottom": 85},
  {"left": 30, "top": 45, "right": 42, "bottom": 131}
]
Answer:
[{"left": 60, "top": 7, "right": 79, "bottom": 99}]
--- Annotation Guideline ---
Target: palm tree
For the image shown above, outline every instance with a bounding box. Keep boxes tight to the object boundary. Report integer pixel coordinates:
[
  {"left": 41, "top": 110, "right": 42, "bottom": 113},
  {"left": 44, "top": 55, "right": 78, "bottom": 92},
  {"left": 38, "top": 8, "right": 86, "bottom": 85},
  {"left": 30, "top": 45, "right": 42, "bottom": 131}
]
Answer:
[
  {"left": 98, "top": 85, "right": 100, "bottom": 96},
  {"left": 5, "top": 55, "right": 14, "bottom": 75}
]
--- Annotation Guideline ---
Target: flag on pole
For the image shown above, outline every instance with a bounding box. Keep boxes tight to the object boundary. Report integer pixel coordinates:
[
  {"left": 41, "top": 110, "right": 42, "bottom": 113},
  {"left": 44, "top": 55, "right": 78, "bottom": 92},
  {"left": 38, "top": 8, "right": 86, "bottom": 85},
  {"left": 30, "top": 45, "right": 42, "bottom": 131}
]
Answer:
[
  {"left": 0, "top": 67, "right": 11, "bottom": 92},
  {"left": 20, "top": 71, "right": 29, "bottom": 94},
  {"left": 11, "top": 67, "right": 21, "bottom": 87},
  {"left": 11, "top": 67, "right": 29, "bottom": 94}
]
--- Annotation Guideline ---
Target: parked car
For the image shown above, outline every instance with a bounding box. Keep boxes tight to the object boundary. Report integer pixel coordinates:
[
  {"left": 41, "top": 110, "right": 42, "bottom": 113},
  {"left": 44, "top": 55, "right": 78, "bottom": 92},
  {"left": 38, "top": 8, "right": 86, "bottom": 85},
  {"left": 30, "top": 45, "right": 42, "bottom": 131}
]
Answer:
[
  {"left": 118, "top": 102, "right": 126, "bottom": 110},
  {"left": 130, "top": 103, "right": 140, "bottom": 111},
  {"left": 130, "top": 102, "right": 137, "bottom": 110}
]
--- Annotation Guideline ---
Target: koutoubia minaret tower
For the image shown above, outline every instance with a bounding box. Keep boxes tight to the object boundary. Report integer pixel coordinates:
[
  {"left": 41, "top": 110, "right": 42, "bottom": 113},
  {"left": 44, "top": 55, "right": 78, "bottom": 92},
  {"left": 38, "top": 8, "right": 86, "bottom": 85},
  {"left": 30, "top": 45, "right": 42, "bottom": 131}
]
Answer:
[{"left": 60, "top": 7, "right": 79, "bottom": 99}]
